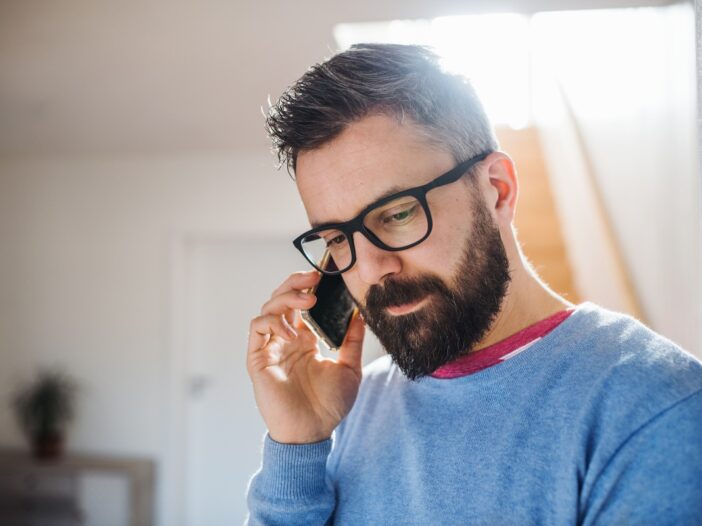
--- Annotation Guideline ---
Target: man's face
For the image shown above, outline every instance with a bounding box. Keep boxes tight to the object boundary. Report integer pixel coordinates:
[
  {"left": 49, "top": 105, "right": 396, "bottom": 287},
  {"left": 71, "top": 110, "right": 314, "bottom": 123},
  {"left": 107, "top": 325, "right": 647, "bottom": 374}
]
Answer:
[{"left": 296, "top": 114, "right": 511, "bottom": 379}]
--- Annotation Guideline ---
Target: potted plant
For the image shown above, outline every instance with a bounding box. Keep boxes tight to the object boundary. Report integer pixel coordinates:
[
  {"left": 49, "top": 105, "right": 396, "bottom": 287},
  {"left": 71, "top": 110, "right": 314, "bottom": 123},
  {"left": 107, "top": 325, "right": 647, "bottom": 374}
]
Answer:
[{"left": 12, "top": 369, "right": 78, "bottom": 460}]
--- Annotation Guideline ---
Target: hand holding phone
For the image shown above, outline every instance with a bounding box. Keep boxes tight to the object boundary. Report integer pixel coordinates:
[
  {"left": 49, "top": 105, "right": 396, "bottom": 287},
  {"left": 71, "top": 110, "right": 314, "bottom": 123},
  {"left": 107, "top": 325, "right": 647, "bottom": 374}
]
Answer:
[
  {"left": 246, "top": 268, "right": 365, "bottom": 444},
  {"left": 301, "top": 250, "right": 357, "bottom": 351}
]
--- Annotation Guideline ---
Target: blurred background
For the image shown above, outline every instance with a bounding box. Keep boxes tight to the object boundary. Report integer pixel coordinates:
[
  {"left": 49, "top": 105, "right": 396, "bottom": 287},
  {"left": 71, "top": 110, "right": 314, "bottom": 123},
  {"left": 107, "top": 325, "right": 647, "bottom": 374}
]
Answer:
[{"left": 0, "top": 0, "right": 699, "bottom": 525}]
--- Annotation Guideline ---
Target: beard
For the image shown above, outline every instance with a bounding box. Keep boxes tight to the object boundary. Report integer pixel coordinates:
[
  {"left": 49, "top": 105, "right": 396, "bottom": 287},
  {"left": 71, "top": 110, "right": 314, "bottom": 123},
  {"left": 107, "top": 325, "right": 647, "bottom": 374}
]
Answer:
[{"left": 355, "top": 196, "right": 511, "bottom": 380}]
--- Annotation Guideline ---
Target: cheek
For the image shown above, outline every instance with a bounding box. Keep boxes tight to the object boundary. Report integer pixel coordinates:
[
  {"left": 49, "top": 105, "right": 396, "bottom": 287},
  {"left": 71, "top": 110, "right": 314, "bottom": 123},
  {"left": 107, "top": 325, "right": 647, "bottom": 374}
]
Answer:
[
  {"left": 342, "top": 274, "right": 369, "bottom": 305},
  {"left": 423, "top": 195, "right": 473, "bottom": 268},
  {"left": 419, "top": 230, "right": 465, "bottom": 279}
]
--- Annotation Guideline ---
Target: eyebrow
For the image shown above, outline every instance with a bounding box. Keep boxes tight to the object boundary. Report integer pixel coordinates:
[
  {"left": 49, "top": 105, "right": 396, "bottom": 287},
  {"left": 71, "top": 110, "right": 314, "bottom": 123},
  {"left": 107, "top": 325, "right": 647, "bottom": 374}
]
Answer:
[{"left": 309, "top": 183, "right": 410, "bottom": 229}]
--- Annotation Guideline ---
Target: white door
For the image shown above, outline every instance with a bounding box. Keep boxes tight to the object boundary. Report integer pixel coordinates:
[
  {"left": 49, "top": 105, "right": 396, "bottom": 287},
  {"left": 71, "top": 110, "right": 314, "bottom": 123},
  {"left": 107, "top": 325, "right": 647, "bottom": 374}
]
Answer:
[
  {"left": 182, "top": 238, "right": 299, "bottom": 526},
  {"left": 180, "top": 237, "right": 382, "bottom": 526}
]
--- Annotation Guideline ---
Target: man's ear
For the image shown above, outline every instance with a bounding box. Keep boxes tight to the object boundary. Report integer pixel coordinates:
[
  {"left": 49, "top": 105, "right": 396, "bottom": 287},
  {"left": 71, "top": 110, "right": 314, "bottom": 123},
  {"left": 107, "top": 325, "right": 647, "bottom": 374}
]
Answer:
[{"left": 483, "top": 151, "right": 518, "bottom": 224}]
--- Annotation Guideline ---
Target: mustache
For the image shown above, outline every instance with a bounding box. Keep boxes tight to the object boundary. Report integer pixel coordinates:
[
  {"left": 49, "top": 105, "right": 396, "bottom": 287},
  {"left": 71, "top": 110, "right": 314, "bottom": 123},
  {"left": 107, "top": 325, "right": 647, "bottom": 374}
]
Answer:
[{"left": 365, "top": 274, "right": 448, "bottom": 311}]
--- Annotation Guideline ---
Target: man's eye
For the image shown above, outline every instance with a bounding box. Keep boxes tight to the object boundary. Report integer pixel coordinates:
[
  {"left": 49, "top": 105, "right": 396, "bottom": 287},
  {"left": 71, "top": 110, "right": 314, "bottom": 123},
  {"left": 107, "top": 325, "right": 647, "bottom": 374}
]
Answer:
[
  {"left": 383, "top": 204, "right": 417, "bottom": 224},
  {"left": 325, "top": 234, "right": 346, "bottom": 247}
]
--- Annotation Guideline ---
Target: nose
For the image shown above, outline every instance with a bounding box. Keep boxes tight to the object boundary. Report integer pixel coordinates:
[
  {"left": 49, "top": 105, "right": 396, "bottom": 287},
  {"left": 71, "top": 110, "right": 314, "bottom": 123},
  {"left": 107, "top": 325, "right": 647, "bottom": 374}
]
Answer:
[{"left": 351, "top": 231, "right": 402, "bottom": 285}]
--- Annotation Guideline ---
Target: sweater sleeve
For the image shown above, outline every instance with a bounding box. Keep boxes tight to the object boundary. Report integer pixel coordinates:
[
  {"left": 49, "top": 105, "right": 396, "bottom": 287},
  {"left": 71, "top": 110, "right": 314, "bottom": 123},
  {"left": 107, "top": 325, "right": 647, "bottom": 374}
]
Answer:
[
  {"left": 245, "top": 433, "right": 336, "bottom": 526},
  {"left": 580, "top": 389, "right": 702, "bottom": 526}
]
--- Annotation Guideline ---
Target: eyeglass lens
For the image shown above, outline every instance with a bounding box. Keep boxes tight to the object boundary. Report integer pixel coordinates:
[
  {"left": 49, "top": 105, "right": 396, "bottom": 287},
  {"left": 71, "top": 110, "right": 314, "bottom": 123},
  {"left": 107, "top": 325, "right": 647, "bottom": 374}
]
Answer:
[{"left": 300, "top": 195, "right": 429, "bottom": 272}]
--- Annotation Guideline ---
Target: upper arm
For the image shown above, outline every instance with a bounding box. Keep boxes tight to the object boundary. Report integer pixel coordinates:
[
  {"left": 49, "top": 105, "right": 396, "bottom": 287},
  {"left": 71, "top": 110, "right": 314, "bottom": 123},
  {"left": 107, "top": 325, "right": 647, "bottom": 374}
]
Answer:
[{"left": 581, "top": 389, "right": 702, "bottom": 526}]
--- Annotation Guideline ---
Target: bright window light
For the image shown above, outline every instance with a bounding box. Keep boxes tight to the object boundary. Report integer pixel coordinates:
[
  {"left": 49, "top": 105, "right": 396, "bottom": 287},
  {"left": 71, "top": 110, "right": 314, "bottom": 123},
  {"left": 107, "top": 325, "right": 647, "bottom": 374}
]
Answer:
[
  {"left": 530, "top": 8, "right": 672, "bottom": 123},
  {"left": 334, "top": 14, "right": 531, "bottom": 129}
]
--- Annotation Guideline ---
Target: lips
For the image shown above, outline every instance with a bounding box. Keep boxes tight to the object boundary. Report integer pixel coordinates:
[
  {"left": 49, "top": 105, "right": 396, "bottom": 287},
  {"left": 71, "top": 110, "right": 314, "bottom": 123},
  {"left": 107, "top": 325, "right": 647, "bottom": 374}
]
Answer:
[
  {"left": 385, "top": 296, "right": 429, "bottom": 316},
  {"left": 365, "top": 277, "right": 441, "bottom": 319}
]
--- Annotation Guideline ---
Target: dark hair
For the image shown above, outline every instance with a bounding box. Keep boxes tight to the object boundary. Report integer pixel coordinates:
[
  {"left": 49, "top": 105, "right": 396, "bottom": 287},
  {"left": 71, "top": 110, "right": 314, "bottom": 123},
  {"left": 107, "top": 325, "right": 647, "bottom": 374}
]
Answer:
[{"left": 265, "top": 43, "right": 499, "bottom": 175}]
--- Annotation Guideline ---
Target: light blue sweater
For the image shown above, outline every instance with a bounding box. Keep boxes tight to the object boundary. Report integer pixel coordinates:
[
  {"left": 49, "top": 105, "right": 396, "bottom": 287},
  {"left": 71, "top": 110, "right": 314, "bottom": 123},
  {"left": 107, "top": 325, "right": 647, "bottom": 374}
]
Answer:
[{"left": 246, "top": 303, "right": 702, "bottom": 525}]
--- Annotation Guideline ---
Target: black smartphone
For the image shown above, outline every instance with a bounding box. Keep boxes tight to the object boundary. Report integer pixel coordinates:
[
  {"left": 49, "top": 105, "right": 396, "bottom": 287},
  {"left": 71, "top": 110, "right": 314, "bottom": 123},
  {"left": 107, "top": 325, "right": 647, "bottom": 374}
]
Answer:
[{"left": 301, "top": 250, "right": 356, "bottom": 351}]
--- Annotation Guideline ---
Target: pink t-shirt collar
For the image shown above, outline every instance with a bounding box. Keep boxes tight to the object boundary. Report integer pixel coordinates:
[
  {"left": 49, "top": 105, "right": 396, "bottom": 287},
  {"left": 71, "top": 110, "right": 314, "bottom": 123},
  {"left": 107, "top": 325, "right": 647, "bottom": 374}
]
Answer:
[{"left": 431, "top": 309, "right": 574, "bottom": 379}]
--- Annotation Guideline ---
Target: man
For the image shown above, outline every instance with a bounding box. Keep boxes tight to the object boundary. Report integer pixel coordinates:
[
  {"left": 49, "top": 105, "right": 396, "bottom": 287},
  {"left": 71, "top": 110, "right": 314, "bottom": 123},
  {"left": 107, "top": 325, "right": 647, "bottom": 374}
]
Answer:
[{"left": 245, "top": 44, "right": 702, "bottom": 524}]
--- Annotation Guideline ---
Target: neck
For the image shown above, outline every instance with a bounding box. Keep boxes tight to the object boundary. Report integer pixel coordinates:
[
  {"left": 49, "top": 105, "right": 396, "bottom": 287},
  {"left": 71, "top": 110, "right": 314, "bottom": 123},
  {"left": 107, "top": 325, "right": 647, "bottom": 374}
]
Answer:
[{"left": 474, "top": 260, "right": 573, "bottom": 352}]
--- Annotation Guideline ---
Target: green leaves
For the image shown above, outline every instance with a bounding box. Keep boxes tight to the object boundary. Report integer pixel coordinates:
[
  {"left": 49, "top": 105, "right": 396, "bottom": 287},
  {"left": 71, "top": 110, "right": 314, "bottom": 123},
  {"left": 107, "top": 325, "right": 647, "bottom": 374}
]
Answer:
[{"left": 12, "top": 369, "right": 78, "bottom": 440}]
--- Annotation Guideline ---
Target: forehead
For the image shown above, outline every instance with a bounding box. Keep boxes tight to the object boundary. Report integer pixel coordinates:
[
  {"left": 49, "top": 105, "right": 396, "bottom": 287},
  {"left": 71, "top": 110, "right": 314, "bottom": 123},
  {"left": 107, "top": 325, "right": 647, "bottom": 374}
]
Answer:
[{"left": 295, "top": 114, "right": 455, "bottom": 227}]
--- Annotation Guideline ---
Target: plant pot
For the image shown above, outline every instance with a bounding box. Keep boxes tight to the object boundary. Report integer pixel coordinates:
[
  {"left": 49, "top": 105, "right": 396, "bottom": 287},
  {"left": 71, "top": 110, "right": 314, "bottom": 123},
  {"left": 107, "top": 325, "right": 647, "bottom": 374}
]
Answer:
[{"left": 32, "top": 432, "right": 65, "bottom": 460}]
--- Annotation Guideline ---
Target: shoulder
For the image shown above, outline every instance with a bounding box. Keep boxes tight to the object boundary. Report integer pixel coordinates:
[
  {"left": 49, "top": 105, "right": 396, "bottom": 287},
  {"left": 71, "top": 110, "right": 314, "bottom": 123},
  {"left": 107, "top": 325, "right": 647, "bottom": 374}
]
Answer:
[
  {"left": 564, "top": 305, "right": 702, "bottom": 522},
  {"left": 548, "top": 303, "right": 702, "bottom": 459},
  {"left": 555, "top": 302, "right": 702, "bottom": 400}
]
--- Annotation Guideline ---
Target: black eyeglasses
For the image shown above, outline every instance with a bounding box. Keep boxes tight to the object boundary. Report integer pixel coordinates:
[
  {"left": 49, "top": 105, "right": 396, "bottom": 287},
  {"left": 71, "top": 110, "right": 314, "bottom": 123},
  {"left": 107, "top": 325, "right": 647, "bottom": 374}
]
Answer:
[{"left": 293, "top": 150, "right": 492, "bottom": 275}]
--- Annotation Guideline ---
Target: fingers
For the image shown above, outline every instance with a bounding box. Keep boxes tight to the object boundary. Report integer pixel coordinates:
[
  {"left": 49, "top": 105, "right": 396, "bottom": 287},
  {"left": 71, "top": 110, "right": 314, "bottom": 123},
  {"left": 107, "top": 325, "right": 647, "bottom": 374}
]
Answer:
[
  {"left": 266, "top": 271, "right": 320, "bottom": 325},
  {"left": 248, "top": 314, "right": 297, "bottom": 356},
  {"left": 247, "top": 270, "right": 323, "bottom": 377},
  {"left": 337, "top": 309, "right": 365, "bottom": 372},
  {"left": 261, "top": 290, "right": 316, "bottom": 317},
  {"left": 247, "top": 312, "right": 319, "bottom": 377},
  {"left": 270, "top": 270, "right": 320, "bottom": 299}
]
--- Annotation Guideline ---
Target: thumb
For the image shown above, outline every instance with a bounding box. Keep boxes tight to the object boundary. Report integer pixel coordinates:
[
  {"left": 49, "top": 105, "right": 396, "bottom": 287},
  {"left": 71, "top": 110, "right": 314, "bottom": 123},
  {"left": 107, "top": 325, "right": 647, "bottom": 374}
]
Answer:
[{"left": 338, "top": 309, "right": 365, "bottom": 372}]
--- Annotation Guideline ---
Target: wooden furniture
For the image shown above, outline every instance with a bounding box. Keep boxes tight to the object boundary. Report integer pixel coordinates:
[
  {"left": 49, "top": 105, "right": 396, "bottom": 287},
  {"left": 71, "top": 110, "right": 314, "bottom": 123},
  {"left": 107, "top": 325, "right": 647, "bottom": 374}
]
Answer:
[{"left": 0, "top": 449, "right": 155, "bottom": 526}]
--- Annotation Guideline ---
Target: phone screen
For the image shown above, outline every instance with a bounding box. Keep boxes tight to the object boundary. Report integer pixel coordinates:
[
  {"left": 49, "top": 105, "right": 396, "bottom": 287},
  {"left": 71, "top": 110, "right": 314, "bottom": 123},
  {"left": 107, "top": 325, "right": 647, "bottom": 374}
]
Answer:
[{"left": 304, "top": 257, "right": 355, "bottom": 350}]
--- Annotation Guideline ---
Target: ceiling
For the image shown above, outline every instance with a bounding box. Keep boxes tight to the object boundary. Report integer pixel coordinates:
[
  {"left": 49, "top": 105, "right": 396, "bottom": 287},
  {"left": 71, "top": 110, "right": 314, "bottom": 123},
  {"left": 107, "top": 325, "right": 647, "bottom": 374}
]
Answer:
[{"left": 0, "top": 0, "right": 681, "bottom": 157}]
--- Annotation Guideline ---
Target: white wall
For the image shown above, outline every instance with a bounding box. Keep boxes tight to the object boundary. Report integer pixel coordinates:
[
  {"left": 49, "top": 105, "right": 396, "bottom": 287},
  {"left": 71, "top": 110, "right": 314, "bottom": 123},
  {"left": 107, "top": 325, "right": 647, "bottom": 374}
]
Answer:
[
  {"left": 533, "top": 4, "right": 701, "bottom": 355},
  {"left": 0, "top": 152, "right": 309, "bottom": 525}
]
